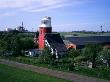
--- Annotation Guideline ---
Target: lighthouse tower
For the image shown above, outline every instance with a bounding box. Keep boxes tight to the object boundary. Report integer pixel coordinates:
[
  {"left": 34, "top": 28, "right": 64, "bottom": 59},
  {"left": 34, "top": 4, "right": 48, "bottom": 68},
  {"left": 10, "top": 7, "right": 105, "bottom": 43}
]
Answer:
[{"left": 38, "top": 16, "right": 52, "bottom": 49}]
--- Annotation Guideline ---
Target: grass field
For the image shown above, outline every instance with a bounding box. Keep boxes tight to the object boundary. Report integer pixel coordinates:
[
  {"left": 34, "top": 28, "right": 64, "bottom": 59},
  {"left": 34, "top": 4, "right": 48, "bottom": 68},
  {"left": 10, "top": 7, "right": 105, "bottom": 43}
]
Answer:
[
  {"left": 0, "top": 64, "right": 72, "bottom": 82},
  {"left": 59, "top": 32, "right": 110, "bottom": 36}
]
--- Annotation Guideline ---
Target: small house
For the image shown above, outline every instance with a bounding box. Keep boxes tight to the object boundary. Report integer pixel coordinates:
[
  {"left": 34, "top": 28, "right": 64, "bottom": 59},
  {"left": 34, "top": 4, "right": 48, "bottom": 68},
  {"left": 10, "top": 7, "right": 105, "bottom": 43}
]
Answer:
[{"left": 25, "top": 49, "right": 40, "bottom": 57}]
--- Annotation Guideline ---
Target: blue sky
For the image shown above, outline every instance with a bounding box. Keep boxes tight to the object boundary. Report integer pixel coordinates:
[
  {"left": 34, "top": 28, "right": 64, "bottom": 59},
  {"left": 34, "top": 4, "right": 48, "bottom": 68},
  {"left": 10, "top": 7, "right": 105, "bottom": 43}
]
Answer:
[{"left": 0, "top": 0, "right": 110, "bottom": 32}]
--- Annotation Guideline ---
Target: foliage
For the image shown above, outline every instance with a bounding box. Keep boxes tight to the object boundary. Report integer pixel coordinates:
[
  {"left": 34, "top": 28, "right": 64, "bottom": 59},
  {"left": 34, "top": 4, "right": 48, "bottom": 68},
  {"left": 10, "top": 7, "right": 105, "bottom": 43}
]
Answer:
[
  {"left": 72, "top": 66, "right": 110, "bottom": 80},
  {"left": 99, "top": 47, "right": 110, "bottom": 67},
  {"left": 20, "top": 37, "right": 35, "bottom": 50},
  {"left": 62, "top": 49, "right": 81, "bottom": 71},
  {"left": 39, "top": 47, "right": 54, "bottom": 64},
  {"left": 82, "top": 44, "right": 102, "bottom": 68},
  {"left": 0, "top": 32, "right": 35, "bottom": 56}
]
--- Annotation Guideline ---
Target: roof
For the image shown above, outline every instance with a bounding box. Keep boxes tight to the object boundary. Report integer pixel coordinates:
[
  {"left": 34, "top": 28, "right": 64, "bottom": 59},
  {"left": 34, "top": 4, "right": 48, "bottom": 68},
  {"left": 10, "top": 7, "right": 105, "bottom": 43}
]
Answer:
[
  {"left": 65, "top": 36, "right": 110, "bottom": 45},
  {"left": 63, "top": 40, "right": 73, "bottom": 45},
  {"left": 45, "top": 33, "right": 67, "bottom": 52}
]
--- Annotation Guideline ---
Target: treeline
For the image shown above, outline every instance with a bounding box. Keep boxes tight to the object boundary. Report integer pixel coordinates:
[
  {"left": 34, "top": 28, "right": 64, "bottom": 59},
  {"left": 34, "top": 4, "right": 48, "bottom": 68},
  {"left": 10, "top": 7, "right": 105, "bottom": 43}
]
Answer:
[{"left": 0, "top": 31, "right": 37, "bottom": 56}]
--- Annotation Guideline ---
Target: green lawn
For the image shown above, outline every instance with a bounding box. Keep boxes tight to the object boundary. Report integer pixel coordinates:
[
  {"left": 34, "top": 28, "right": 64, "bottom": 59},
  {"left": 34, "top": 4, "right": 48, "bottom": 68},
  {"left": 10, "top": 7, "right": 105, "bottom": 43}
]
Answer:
[
  {"left": 0, "top": 64, "right": 72, "bottom": 82},
  {"left": 59, "top": 32, "right": 110, "bottom": 36}
]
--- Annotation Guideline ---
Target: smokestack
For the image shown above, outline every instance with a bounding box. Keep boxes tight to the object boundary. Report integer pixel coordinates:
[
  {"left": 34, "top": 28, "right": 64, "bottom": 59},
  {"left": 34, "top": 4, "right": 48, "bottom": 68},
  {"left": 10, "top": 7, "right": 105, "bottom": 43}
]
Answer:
[{"left": 22, "top": 21, "right": 23, "bottom": 27}]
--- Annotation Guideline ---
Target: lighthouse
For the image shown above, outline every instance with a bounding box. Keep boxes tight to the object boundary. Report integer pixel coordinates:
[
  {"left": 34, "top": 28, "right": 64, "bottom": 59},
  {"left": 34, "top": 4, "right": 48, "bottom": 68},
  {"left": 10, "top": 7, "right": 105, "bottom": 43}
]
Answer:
[
  {"left": 36, "top": 16, "right": 67, "bottom": 58},
  {"left": 38, "top": 16, "right": 52, "bottom": 49}
]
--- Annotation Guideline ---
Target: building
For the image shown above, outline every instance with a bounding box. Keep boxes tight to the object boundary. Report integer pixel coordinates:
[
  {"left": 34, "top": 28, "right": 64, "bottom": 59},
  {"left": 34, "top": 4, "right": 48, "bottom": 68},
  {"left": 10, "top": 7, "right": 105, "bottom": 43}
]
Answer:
[
  {"left": 65, "top": 36, "right": 110, "bottom": 49},
  {"left": 16, "top": 22, "right": 26, "bottom": 32},
  {"left": 45, "top": 33, "right": 67, "bottom": 58},
  {"left": 35, "top": 16, "right": 67, "bottom": 58},
  {"left": 5, "top": 28, "right": 13, "bottom": 32},
  {"left": 16, "top": 26, "right": 25, "bottom": 32},
  {"left": 63, "top": 40, "right": 76, "bottom": 49},
  {"left": 25, "top": 49, "right": 40, "bottom": 57},
  {"left": 5, "top": 22, "right": 27, "bottom": 32}
]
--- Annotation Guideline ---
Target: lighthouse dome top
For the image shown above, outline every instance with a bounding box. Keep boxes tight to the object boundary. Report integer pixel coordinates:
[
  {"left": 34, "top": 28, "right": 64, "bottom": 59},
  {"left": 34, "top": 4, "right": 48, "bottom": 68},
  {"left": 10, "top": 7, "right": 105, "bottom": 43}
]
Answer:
[{"left": 40, "top": 16, "right": 52, "bottom": 28}]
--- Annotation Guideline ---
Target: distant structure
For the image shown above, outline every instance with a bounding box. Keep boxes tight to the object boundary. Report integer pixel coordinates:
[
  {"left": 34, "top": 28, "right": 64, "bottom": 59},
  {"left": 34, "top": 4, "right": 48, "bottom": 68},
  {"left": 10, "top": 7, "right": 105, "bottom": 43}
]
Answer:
[
  {"left": 16, "top": 22, "right": 26, "bottom": 32},
  {"left": 35, "top": 16, "right": 67, "bottom": 58},
  {"left": 5, "top": 22, "right": 28, "bottom": 32},
  {"left": 5, "top": 28, "right": 13, "bottom": 32}
]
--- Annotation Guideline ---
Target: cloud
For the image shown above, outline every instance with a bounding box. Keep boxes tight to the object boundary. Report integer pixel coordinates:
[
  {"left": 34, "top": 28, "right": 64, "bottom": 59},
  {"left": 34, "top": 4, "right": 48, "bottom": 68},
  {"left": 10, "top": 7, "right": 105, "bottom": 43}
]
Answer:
[
  {"left": 0, "top": 0, "right": 36, "bottom": 8},
  {"left": 0, "top": 0, "right": 89, "bottom": 13},
  {"left": 22, "top": 0, "right": 89, "bottom": 12},
  {"left": 0, "top": 0, "right": 90, "bottom": 18},
  {"left": 25, "top": 3, "right": 71, "bottom": 12},
  {"left": 0, "top": 0, "right": 68, "bottom": 8},
  {"left": 0, "top": 12, "right": 16, "bottom": 17}
]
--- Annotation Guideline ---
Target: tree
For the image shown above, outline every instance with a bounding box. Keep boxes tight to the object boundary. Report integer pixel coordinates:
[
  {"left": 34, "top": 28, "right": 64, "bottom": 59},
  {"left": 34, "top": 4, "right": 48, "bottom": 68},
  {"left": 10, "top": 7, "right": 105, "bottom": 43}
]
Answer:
[
  {"left": 21, "top": 38, "right": 35, "bottom": 50},
  {"left": 39, "top": 47, "right": 53, "bottom": 64},
  {"left": 63, "top": 49, "right": 80, "bottom": 70},
  {"left": 99, "top": 48, "right": 110, "bottom": 67},
  {"left": 0, "top": 32, "right": 36, "bottom": 56},
  {"left": 0, "top": 40, "right": 7, "bottom": 55},
  {"left": 10, "top": 37, "right": 22, "bottom": 56},
  {"left": 82, "top": 44, "right": 102, "bottom": 68}
]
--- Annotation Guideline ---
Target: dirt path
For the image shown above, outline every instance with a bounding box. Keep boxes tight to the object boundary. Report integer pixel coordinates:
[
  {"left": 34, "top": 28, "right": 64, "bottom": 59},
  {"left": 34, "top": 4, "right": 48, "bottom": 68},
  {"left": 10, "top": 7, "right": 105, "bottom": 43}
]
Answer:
[{"left": 0, "top": 59, "right": 109, "bottom": 82}]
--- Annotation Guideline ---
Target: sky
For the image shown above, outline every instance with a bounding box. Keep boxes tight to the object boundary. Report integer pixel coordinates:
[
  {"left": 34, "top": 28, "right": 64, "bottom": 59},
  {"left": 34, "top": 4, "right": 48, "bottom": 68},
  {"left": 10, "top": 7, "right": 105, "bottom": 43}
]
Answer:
[{"left": 0, "top": 0, "right": 110, "bottom": 32}]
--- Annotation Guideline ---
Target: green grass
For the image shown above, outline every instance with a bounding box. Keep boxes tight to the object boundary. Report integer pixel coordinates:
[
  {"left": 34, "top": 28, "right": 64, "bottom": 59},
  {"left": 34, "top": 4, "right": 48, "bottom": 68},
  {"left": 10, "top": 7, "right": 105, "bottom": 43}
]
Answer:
[
  {"left": 0, "top": 64, "right": 72, "bottom": 82},
  {"left": 59, "top": 32, "right": 110, "bottom": 36}
]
